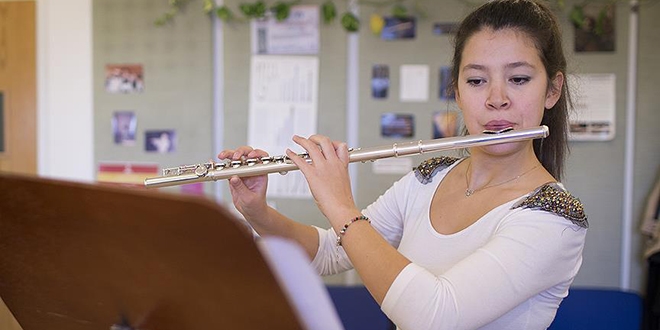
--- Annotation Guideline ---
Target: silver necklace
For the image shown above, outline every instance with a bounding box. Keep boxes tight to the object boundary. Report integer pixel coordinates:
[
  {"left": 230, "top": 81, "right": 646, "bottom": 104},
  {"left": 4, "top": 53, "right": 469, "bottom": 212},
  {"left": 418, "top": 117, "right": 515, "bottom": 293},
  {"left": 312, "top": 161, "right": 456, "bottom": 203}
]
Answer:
[{"left": 465, "top": 161, "right": 540, "bottom": 197}]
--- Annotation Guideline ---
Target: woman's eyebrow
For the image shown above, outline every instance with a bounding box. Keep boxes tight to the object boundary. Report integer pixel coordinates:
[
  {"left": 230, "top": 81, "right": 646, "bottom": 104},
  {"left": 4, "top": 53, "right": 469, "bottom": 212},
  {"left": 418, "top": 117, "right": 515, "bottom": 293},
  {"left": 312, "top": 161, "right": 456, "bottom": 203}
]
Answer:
[
  {"left": 461, "top": 61, "right": 537, "bottom": 73},
  {"left": 506, "top": 61, "right": 535, "bottom": 70},
  {"left": 461, "top": 63, "right": 486, "bottom": 72}
]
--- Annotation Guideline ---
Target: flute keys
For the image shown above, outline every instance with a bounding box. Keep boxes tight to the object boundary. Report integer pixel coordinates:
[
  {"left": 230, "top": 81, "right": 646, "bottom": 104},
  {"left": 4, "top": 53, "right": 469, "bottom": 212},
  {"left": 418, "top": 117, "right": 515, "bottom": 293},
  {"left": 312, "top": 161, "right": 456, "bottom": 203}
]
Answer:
[
  {"left": 194, "top": 164, "right": 209, "bottom": 176},
  {"left": 214, "top": 161, "right": 229, "bottom": 170}
]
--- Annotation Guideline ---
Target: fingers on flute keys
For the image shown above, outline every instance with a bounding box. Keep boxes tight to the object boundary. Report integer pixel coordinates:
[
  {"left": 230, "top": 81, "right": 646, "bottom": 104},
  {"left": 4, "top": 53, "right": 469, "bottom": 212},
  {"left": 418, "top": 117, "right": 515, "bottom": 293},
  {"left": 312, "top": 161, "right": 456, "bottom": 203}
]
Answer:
[{"left": 218, "top": 147, "right": 269, "bottom": 161}]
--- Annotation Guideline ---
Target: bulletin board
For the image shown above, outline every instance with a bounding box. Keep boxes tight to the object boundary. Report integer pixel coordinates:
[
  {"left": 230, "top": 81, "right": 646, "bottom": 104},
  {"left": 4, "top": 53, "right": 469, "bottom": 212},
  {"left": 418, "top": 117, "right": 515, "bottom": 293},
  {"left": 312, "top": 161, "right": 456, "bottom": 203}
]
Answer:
[
  {"left": 92, "top": 0, "right": 214, "bottom": 194},
  {"left": 354, "top": 2, "right": 468, "bottom": 207}
]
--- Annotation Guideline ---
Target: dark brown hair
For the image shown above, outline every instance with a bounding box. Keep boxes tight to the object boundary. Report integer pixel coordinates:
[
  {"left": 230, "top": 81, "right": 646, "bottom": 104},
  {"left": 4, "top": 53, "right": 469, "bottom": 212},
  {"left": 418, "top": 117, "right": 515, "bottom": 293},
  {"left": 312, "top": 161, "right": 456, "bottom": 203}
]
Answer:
[{"left": 451, "top": 0, "right": 571, "bottom": 180}]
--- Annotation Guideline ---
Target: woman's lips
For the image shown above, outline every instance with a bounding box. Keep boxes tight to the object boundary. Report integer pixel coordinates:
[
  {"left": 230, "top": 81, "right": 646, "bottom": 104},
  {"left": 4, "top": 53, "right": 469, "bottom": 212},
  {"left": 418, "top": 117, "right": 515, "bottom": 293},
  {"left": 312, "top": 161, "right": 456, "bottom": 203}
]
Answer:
[{"left": 484, "top": 121, "right": 514, "bottom": 131}]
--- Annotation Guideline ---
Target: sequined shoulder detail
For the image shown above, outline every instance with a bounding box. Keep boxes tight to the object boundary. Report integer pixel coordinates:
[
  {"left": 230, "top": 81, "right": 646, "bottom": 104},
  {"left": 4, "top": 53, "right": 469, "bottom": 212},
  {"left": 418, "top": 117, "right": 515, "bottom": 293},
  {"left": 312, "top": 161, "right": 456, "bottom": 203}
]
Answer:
[
  {"left": 512, "top": 183, "right": 588, "bottom": 228},
  {"left": 413, "top": 156, "right": 460, "bottom": 184}
]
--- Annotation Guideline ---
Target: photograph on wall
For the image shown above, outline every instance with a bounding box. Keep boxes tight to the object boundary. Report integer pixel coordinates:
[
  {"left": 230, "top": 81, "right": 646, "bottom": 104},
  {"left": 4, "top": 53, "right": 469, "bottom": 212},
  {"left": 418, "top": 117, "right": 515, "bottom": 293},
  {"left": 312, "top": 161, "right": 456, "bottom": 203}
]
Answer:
[
  {"left": 432, "top": 111, "right": 459, "bottom": 139},
  {"left": 112, "top": 110, "right": 137, "bottom": 146},
  {"left": 572, "top": 3, "right": 615, "bottom": 52},
  {"left": 439, "top": 66, "right": 455, "bottom": 101},
  {"left": 105, "top": 64, "right": 145, "bottom": 94},
  {"left": 145, "top": 129, "right": 176, "bottom": 153},
  {"left": 381, "top": 17, "right": 416, "bottom": 40},
  {"left": 381, "top": 113, "right": 414, "bottom": 138},
  {"left": 432, "top": 22, "right": 458, "bottom": 36},
  {"left": 371, "top": 64, "right": 390, "bottom": 99}
]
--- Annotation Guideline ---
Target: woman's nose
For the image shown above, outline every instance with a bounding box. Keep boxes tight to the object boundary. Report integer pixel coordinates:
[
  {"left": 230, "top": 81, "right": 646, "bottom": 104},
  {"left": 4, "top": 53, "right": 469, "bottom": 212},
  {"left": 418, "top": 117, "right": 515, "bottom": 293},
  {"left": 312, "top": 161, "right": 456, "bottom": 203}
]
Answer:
[{"left": 486, "top": 83, "right": 510, "bottom": 110}]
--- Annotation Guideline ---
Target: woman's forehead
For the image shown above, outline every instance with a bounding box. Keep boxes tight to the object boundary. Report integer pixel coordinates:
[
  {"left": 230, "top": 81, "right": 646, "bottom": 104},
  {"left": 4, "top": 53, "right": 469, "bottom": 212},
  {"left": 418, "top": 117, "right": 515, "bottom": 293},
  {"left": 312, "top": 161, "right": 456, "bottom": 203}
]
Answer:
[{"left": 461, "top": 28, "right": 542, "bottom": 67}]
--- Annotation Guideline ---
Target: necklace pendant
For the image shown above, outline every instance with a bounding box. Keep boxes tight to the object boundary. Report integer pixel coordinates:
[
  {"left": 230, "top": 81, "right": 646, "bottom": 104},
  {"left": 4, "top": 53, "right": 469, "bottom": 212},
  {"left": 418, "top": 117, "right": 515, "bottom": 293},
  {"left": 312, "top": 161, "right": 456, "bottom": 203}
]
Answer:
[{"left": 465, "top": 189, "right": 474, "bottom": 197}]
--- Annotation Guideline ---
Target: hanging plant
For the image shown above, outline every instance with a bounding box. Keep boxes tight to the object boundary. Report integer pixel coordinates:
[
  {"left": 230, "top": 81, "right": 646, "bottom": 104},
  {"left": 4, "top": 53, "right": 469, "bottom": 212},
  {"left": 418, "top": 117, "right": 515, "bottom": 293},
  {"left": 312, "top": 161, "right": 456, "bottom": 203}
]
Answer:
[
  {"left": 155, "top": 0, "right": 572, "bottom": 33},
  {"left": 155, "top": 0, "right": 430, "bottom": 32},
  {"left": 321, "top": 1, "right": 337, "bottom": 24}
]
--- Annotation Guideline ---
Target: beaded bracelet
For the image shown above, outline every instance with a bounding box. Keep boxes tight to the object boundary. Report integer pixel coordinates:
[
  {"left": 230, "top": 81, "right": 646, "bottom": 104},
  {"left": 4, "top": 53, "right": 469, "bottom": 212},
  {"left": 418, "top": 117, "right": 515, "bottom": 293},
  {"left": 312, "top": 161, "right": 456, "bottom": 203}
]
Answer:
[{"left": 336, "top": 215, "right": 370, "bottom": 247}]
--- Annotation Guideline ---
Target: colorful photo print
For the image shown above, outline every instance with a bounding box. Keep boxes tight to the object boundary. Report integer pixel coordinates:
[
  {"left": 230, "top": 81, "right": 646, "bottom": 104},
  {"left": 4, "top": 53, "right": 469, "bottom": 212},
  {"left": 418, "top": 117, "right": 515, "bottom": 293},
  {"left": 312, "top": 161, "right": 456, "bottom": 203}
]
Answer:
[
  {"left": 432, "top": 22, "right": 458, "bottom": 35},
  {"left": 105, "top": 64, "right": 145, "bottom": 94},
  {"left": 381, "top": 17, "right": 416, "bottom": 40},
  {"left": 112, "top": 111, "right": 137, "bottom": 146},
  {"left": 432, "top": 111, "right": 459, "bottom": 139},
  {"left": 439, "top": 66, "right": 455, "bottom": 101},
  {"left": 381, "top": 113, "right": 414, "bottom": 138},
  {"left": 145, "top": 129, "right": 176, "bottom": 153},
  {"left": 372, "top": 64, "right": 390, "bottom": 99},
  {"left": 572, "top": 3, "right": 615, "bottom": 52}
]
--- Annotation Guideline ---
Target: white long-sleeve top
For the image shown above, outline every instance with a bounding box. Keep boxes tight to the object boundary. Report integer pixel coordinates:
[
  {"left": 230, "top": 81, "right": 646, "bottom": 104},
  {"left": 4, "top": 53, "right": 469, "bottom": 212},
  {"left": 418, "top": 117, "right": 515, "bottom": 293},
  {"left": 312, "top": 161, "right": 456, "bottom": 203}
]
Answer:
[{"left": 311, "top": 158, "right": 587, "bottom": 330}]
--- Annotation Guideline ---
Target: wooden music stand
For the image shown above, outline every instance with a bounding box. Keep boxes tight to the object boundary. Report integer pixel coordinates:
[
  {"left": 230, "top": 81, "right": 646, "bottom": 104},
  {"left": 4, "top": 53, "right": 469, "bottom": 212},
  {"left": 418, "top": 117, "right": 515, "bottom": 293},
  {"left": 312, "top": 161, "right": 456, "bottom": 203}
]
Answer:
[{"left": 0, "top": 173, "right": 309, "bottom": 330}]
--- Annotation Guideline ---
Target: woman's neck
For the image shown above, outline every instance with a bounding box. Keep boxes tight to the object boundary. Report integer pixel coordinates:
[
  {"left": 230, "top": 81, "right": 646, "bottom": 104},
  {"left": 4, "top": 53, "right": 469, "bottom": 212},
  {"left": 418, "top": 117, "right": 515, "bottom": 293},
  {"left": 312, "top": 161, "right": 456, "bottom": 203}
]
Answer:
[{"left": 466, "top": 146, "right": 542, "bottom": 188}]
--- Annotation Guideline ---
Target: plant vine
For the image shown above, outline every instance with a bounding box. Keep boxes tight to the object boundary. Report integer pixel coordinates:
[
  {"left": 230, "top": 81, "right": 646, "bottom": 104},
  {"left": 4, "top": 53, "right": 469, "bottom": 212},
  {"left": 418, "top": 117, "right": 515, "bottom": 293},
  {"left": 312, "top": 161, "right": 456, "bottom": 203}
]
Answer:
[
  {"left": 154, "top": 0, "right": 643, "bottom": 35},
  {"left": 155, "top": 0, "right": 429, "bottom": 33}
]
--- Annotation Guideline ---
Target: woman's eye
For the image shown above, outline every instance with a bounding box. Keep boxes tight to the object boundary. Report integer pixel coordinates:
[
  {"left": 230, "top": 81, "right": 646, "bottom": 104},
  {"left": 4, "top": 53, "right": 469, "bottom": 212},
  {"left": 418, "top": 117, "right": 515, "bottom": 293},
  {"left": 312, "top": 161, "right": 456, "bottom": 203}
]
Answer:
[
  {"left": 510, "top": 76, "right": 530, "bottom": 85},
  {"left": 467, "top": 78, "right": 485, "bottom": 86}
]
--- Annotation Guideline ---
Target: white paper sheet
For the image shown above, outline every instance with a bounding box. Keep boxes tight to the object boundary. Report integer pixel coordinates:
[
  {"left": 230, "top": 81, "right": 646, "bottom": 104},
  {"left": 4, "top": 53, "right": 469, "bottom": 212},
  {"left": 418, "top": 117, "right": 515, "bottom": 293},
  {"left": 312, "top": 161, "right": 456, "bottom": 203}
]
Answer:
[
  {"left": 568, "top": 73, "right": 616, "bottom": 141},
  {"left": 251, "top": 5, "right": 320, "bottom": 55},
  {"left": 400, "top": 64, "right": 429, "bottom": 102},
  {"left": 248, "top": 55, "right": 319, "bottom": 198}
]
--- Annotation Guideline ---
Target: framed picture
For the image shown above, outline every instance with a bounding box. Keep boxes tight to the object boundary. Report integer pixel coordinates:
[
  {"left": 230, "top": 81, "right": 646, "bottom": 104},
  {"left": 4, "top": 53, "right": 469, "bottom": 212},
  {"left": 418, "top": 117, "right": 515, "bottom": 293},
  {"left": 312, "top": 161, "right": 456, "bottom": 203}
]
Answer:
[
  {"left": 112, "top": 111, "right": 137, "bottom": 146},
  {"left": 381, "top": 17, "right": 416, "bottom": 40},
  {"left": 439, "top": 66, "right": 455, "bottom": 101},
  {"left": 432, "top": 22, "right": 458, "bottom": 36},
  {"left": 432, "top": 111, "right": 459, "bottom": 139},
  {"left": 105, "top": 64, "right": 145, "bottom": 94},
  {"left": 145, "top": 130, "right": 176, "bottom": 153},
  {"left": 371, "top": 64, "right": 390, "bottom": 99},
  {"left": 573, "top": 3, "right": 615, "bottom": 52},
  {"left": 381, "top": 113, "right": 414, "bottom": 138}
]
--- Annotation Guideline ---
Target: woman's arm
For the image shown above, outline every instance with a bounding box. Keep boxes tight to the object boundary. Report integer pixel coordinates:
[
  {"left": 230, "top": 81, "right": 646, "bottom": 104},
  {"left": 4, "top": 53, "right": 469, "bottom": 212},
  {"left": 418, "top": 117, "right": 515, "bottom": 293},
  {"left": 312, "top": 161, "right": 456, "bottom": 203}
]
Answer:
[
  {"left": 382, "top": 211, "right": 586, "bottom": 329},
  {"left": 219, "top": 147, "right": 320, "bottom": 260}
]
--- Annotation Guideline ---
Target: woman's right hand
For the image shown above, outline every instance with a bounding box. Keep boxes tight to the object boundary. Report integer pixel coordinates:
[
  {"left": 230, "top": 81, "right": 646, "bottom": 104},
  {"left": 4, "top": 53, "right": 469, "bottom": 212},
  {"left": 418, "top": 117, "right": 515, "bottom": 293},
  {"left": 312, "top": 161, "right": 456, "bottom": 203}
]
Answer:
[{"left": 217, "top": 146, "right": 270, "bottom": 224}]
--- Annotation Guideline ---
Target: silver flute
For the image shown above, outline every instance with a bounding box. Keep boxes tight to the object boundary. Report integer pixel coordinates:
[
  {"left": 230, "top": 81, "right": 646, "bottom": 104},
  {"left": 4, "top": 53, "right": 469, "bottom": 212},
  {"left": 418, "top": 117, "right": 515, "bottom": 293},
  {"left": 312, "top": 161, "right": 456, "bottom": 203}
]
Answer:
[{"left": 144, "top": 125, "right": 549, "bottom": 188}]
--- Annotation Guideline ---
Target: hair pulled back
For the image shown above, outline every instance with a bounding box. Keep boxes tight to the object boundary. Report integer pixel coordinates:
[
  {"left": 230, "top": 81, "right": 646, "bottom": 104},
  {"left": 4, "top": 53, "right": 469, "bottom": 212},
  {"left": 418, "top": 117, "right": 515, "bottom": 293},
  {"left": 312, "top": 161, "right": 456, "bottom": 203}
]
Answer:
[{"left": 451, "top": 0, "right": 571, "bottom": 180}]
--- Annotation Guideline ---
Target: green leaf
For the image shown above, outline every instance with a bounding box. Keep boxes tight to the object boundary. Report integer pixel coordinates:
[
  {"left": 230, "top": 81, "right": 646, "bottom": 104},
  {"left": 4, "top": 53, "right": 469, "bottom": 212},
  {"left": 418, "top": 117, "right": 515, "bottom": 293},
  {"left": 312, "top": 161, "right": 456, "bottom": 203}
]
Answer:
[
  {"left": 341, "top": 12, "right": 360, "bottom": 32},
  {"left": 239, "top": 3, "right": 254, "bottom": 17},
  {"left": 203, "top": 0, "right": 214, "bottom": 14},
  {"left": 321, "top": 1, "right": 337, "bottom": 24},
  {"left": 238, "top": 1, "right": 267, "bottom": 19},
  {"left": 569, "top": 5, "right": 585, "bottom": 29},
  {"left": 216, "top": 6, "right": 235, "bottom": 22},
  {"left": 253, "top": 1, "right": 267, "bottom": 18},
  {"left": 391, "top": 4, "right": 407, "bottom": 18},
  {"left": 271, "top": 2, "right": 291, "bottom": 21}
]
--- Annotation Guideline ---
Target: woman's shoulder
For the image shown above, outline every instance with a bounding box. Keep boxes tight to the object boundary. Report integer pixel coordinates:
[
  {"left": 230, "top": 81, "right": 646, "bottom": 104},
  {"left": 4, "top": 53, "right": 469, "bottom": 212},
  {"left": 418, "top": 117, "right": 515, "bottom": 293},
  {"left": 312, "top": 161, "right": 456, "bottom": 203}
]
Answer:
[
  {"left": 511, "top": 182, "right": 589, "bottom": 229},
  {"left": 412, "top": 156, "right": 462, "bottom": 184}
]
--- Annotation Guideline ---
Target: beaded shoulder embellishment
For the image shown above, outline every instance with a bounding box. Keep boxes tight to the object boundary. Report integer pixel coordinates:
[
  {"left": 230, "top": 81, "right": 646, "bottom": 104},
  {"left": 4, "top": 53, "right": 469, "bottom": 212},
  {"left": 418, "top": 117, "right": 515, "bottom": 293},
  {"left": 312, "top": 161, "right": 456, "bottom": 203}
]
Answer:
[
  {"left": 512, "top": 183, "right": 589, "bottom": 228},
  {"left": 413, "top": 156, "right": 460, "bottom": 184}
]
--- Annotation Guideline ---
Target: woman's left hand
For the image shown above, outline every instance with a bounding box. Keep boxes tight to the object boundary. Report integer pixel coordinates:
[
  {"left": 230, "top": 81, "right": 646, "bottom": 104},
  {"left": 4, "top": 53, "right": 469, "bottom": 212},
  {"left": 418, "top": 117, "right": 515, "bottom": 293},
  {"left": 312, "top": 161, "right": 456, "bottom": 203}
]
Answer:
[{"left": 286, "top": 135, "right": 360, "bottom": 226}]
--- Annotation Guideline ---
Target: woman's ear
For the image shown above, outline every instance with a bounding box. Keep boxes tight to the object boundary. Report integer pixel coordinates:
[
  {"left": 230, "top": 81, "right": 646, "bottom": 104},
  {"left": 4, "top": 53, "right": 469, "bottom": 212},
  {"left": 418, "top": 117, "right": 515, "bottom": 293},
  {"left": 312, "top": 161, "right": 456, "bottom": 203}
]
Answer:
[{"left": 545, "top": 72, "right": 564, "bottom": 109}]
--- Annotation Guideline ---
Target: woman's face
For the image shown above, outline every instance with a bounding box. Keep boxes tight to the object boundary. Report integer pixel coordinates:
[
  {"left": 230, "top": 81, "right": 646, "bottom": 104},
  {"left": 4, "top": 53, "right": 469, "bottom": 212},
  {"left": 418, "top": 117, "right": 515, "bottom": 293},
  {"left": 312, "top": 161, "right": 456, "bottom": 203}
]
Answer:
[{"left": 456, "top": 28, "right": 562, "bottom": 152}]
